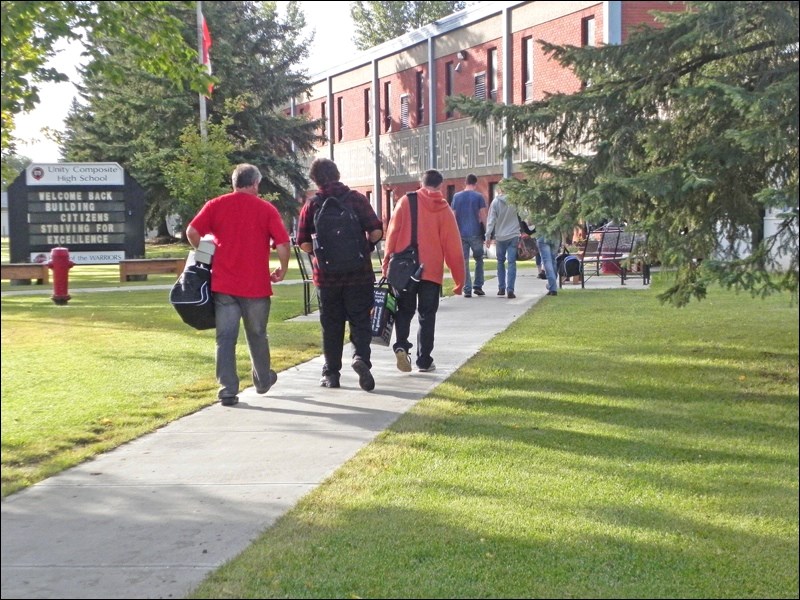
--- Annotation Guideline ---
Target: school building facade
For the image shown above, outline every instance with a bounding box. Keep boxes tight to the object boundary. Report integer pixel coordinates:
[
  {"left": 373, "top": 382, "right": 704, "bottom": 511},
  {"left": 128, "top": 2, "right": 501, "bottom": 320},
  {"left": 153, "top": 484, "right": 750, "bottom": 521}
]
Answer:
[{"left": 290, "top": 0, "right": 684, "bottom": 224}]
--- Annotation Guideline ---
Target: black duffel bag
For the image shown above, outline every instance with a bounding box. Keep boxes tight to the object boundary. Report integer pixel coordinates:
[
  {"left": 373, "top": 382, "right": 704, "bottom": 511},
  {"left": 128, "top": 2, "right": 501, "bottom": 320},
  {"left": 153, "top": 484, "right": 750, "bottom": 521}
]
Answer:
[{"left": 169, "top": 262, "right": 215, "bottom": 330}]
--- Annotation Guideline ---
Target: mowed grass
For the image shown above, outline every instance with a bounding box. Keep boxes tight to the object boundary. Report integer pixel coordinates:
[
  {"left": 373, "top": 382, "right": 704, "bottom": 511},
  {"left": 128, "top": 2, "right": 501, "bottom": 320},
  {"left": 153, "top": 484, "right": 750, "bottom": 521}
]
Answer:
[{"left": 189, "top": 282, "right": 798, "bottom": 599}]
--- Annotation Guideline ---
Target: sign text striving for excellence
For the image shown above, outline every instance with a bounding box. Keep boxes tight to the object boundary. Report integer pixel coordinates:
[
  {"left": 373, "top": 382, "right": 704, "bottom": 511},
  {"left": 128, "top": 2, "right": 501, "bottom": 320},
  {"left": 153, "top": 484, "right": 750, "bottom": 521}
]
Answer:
[{"left": 27, "top": 189, "right": 126, "bottom": 246}]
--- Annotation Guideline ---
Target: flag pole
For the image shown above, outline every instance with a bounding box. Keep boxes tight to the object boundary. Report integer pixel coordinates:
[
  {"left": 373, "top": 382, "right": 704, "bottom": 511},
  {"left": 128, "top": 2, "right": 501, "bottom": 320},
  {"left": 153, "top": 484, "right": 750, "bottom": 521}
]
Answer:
[{"left": 196, "top": 1, "right": 208, "bottom": 140}]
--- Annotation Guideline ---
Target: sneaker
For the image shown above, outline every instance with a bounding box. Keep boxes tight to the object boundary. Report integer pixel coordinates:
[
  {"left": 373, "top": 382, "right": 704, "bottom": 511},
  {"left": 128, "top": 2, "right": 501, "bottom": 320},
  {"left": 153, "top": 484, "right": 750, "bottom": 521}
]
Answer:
[
  {"left": 463, "top": 292, "right": 472, "bottom": 298},
  {"left": 319, "top": 373, "right": 341, "bottom": 388},
  {"left": 473, "top": 287, "right": 485, "bottom": 296},
  {"left": 507, "top": 291, "right": 516, "bottom": 299},
  {"left": 220, "top": 396, "right": 239, "bottom": 406},
  {"left": 497, "top": 289, "right": 505, "bottom": 296},
  {"left": 255, "top": 369, "right": 278, "bottom": 394},
  {"left": 352, "top": 358, "right": 375, "bottom": 392},
  {"left": 547, "top": 290, "right": 558, "bottom": 296},
  {"left": 418, "top": 363, "right": 436, "bottom": 372},
  {"left": 538, "top": 271, "right": 547, "bottom": 280},
  {"left": 394, "top": 348, "right": 412, "bottom": 372}
]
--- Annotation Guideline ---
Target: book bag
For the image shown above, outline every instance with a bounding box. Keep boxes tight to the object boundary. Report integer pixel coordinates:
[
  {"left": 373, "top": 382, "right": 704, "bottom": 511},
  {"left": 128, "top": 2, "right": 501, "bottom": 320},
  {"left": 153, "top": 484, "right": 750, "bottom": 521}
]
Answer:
[
  {"left": 170, "top": 262, "right": 215, "bottom": 330},
  {"left": 557, "top": 251, "right": 581, "bottom": 279},
  {"left": 312, "top": 192, "right": 367, "bottom": 273}
]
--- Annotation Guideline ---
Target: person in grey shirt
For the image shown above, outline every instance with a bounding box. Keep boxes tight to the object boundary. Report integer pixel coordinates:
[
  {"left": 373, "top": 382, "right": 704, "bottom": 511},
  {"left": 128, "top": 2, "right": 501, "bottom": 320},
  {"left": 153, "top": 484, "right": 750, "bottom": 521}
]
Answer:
[{"left": 484, "top": 185, "right": 522, "bottom": 298}]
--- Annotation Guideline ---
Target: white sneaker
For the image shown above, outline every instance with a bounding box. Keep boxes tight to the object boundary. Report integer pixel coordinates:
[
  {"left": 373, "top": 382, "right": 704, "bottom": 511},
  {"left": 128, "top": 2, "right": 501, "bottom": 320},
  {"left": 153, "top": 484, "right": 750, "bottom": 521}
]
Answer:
[
  {"left": 394, "top": 349, "right": 412, "bottom": 372},
  {"left": 418, "top": 363, "right": 436, "bottom": 373}
]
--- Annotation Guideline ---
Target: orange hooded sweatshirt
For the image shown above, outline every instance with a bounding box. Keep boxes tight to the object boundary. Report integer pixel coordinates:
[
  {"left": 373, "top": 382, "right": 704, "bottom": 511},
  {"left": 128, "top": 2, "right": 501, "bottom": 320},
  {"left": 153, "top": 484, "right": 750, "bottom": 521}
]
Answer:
[{"left": 382, "top": 187, "right": 466, "bottom": 294}]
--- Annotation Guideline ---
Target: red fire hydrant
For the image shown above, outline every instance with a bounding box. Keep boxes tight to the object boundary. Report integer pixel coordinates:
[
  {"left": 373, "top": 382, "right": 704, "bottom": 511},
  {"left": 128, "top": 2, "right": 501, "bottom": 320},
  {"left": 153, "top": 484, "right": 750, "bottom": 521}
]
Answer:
[{"left": 48, "top": 247, "right": 74, "bottom": 305}]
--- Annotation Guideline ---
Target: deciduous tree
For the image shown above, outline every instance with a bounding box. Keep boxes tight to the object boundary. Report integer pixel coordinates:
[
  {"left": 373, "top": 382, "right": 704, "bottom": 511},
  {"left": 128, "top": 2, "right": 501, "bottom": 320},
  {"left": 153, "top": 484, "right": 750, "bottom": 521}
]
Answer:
[{"left": 350, "top": 1, "right": 466, "bottom": 51}]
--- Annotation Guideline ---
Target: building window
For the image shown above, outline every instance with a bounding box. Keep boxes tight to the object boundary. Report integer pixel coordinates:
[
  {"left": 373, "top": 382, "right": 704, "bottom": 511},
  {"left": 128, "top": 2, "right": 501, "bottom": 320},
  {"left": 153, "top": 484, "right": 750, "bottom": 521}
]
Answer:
[
  {"left": 321, "top": 101, "right": 327, "bottom": 139},
  {"left": 400, "top": 95, "right": 410, "bottom": 129},
  {"left": 445, "top": 62, "right": 454, "bottom": 119},
  {"left": 446, "top": 184, "right": 455, "bottom": 205},
  {"left": 582, "top": 16, "right": 596, "bottom": 47},
  {"left": 522, "top": 36, "right": 533, "bottom": 103},
  {"left": 364, "top": 88, "right": 371, "bottom": 137},
  {"left": 383, "top": 82, "right": 392, "bottom": 132},
  {"left": 416, "top": 71, "right": 424, "bottom": 124},
  {"left": 474, "top": 72, "right": 486, "bottom": 100},
  {"left": 488, "top": 48, "right": 498, "bottom": 101},
  {"left": 337, "top": 97, "right": 344, "bottom": 141},
  {"left": 488, "top": 181, "right": 498, "bottom": 201}
]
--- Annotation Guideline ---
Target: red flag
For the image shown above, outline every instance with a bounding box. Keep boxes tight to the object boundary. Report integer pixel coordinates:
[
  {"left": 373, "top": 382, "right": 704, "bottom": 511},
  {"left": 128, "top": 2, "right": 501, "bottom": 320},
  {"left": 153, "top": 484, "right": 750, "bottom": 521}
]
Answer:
[{"left": 201, "top": 13, "right": 213, "bottom": 95}]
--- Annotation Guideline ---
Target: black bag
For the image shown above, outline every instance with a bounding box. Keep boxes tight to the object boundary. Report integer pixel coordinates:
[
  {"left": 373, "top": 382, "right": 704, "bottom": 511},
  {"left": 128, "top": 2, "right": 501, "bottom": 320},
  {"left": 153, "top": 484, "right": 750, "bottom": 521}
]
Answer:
[
  {"left": 312, "top": 192, "right": 367, "bottom": 274},
  {"left": 557, "top": 250, "right": 581, "bottom": 278},
  {"left": 169, "top": 262, "right": 215, "bottom": 330},
  {"left": 371, "top": 278, "right": 397, "bottom": 346},
  {"left": 386, "top": 192, "right": 422, "bottom": 294}
]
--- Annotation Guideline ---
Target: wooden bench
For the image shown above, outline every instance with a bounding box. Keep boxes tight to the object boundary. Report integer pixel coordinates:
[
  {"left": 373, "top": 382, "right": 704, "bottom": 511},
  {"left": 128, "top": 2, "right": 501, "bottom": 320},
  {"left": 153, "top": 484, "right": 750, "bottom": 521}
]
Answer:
[
  {"left": 1, "top": 262, "right": 50, "bottom": 285},
  {"left": 119, "top": 258, "right": 186, "bottom": 282},
  {"left": 293, "top": 243, "right": 319, "bottom": 315},
  {"left": 573, "top": 227, "right": 650, "bottom": 288}
]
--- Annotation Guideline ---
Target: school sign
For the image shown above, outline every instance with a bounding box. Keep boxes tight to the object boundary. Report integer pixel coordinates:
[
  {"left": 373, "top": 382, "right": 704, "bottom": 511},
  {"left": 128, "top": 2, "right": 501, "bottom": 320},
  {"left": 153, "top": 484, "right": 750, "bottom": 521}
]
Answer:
[{"left": 7, "top": 163, "right": 146, "bottom": 264}]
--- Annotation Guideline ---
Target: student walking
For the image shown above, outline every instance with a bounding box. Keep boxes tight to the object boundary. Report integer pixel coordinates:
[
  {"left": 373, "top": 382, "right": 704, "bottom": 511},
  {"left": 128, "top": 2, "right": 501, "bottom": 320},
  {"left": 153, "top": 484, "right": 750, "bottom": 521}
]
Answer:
[
  {"left": 484, "top": 185, "right": 521, "bottom": 299},
  {"left": 382, "top": 169, "right": 465, "bottom": 373},
  {"left": 451, "top": 173, "right": 487, "bottom": 297},
  {"left": 186, "top": 163, "right": 290, "bottom": 406},
  {"left": 296, "top": 158, "right": 383, "bottom": 390}
]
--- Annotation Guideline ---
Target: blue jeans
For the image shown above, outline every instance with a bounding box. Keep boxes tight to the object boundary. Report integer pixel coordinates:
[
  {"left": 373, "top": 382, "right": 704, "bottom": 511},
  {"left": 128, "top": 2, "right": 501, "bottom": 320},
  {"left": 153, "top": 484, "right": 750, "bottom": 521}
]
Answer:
[
  {"left": 393, "top": 279, "right": 441, "bottom": 370},
  {"left": 461, "top": 235, "right": 485, "bottom": 293},
  {"left": 214, "top": 294, "right": 272, "bottom": 400},
  {"left": 536, "top": 237, "right": 558, "bottom": 293},
  {"left": 495, "top": 236, "right": 519, "bottom": 293}
]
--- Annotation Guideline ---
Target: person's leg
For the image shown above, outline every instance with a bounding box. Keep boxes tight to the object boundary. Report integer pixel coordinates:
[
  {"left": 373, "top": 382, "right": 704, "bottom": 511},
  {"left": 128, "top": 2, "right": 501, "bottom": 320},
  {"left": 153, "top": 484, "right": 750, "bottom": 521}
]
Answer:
[
  {"left": 240, "top": 296, "right": 274, "bottom": 393},
  {"left": 318, "top": 285, "right": 346, "bottom": 382},
  {"left": 537, "top": 237, "right": 558, "bottom": 293},
  {"left": 392, "top": 288, "right": 416, "bottom": 372},
  {"left": 506, "top": 235, "right": 519, "bottom": 294},
  {"left": 461, "top": 237, "right": 473, "bottom": 295},
  {"left": 214, "top": 293, "right": 241, "bottom": 402},
  {"left": 344, "top": 282, "right": 376, "bottom": 390},
  {"left": 471, "top": 235, "right": 485, "bottom": 291},
  {"left": 415, "top": 280, "right": 441, "bottom": 370},
  {"left": 495, "top": 237, "right": 509, "bottom": 293}
]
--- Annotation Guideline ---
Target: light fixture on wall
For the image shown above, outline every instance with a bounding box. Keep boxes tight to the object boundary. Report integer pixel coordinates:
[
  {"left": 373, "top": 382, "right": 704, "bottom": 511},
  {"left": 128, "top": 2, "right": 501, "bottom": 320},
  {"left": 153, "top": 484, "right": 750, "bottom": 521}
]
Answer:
[
  {"left": 456, "top": 50, "right": 467, "bottom": 60},
  {"left": 454, "top": 62, "right": 462, "bottom": 72}
]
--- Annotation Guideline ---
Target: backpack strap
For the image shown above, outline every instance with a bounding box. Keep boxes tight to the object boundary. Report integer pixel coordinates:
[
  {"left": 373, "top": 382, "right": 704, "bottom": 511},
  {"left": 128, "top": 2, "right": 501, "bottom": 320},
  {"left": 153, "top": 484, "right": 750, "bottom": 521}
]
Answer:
[{"left": 407, "top": 192, "right": 418, "bottom": 249}]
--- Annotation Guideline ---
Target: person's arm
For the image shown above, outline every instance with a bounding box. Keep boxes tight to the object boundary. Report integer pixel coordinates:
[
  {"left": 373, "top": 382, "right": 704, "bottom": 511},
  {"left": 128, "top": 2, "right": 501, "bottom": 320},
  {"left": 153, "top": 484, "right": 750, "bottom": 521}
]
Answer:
[
  {"left": 270, "top": 242, "right": 291, "bottom": 282},
  {"left": 368, "top": 228, "right": 383, "bottom": 244},
  {"left": 186, "top": 225, "right": 202, "bottom": 249}
]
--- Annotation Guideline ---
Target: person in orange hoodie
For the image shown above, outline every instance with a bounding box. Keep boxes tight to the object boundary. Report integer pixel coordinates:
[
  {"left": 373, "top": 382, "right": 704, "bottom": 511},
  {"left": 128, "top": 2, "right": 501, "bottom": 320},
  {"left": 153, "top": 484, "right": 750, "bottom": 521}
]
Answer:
[{"left": 382, "top": 169, "right": 466, "bottom": 373}]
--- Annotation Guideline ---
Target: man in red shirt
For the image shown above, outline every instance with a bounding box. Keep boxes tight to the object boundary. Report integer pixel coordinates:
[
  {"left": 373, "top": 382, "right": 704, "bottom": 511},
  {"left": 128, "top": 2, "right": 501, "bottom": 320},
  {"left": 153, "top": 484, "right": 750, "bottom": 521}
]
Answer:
[{"left": 187, "top": 163, "right": 290, "bottom": 406}]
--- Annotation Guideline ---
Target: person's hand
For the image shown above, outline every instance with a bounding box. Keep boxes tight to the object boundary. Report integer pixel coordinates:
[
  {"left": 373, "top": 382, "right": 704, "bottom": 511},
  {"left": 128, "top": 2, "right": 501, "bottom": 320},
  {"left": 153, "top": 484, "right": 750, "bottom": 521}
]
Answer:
[
  {"left": 270, "top": 267, "right": 286, "bottom": 282},
  {"left": 453, "top": 283, "right": 463, "bottom": 295},
  {"left": 484, "top": 240, "right": 491, "bottom": 248}
]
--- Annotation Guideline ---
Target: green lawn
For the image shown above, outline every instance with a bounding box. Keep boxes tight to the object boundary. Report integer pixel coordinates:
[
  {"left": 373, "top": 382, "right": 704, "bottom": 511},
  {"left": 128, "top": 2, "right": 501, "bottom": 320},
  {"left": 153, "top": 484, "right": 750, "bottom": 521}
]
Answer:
[{"left": 2, "top": 248, "right": 797, "bottom": 598}]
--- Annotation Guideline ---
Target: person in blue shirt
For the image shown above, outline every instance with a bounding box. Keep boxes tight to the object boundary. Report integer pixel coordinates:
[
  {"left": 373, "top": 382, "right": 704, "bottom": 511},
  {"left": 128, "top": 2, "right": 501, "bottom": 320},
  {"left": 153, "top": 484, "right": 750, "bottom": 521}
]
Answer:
[{"left": 451, "top": 174, "right": 487, "bottom": 297}]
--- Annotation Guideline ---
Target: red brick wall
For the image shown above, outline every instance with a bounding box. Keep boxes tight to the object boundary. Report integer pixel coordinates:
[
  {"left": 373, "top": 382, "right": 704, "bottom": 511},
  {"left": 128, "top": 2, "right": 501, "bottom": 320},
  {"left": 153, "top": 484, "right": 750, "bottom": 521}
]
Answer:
[{"left": 622, "top": 2, "right": 685, "bottom": 39}]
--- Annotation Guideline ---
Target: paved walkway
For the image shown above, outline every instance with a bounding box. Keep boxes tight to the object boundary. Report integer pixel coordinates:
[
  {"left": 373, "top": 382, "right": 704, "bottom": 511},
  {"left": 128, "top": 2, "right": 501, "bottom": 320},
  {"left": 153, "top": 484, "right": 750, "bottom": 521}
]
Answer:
[{"left": 1, "top": 271, "right": 644, "bottom": 599}]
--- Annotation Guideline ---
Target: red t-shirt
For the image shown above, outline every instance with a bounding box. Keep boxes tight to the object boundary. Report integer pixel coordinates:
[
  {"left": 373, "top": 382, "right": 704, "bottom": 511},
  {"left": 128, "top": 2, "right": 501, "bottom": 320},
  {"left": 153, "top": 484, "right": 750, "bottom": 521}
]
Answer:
[{"left": 189, "top": 191, "right": 290, "bottom": 298}]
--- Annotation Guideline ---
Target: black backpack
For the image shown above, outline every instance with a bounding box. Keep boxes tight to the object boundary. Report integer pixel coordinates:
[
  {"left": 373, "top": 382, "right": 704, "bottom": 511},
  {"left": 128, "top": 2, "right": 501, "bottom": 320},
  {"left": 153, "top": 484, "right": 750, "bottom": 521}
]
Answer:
[
  {"left": 169, "top": 262, "right": 215, "bottom": 330},
  {"left": 557, "top": 250, "right": 581, "bottom": 279},
  {"left": 312, "top": 192, "right": 367, "bottom": 274}
]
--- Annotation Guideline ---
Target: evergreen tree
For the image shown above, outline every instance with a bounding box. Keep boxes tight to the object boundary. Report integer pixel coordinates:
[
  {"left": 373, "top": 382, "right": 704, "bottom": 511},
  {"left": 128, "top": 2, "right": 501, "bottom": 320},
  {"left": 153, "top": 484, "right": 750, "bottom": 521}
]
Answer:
[
  {"left": 61, "top": 1, "right": 319, "bottom": 233},
  {"left": 350, "top": 1, "right": 466, "bottom": 51},
  {"left": 450, "top": 0, "right": 798, "bottom": 305}
]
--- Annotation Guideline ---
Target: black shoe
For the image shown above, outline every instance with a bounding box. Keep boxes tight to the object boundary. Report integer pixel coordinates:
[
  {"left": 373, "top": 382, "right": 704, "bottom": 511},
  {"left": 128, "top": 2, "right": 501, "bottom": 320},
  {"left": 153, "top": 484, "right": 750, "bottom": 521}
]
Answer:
[
  {"left": 497, "top": 289, "right": 505, "bottom": 296},
  {"left": 507, "top": 291, "right": 516, "bottom": 299},
  {"left": 320, "top": 373, "right": 341, "bottom": 388},
  {"left": 352, "top": 358, "right": 375, "bottom": 391},
  {"left": 463, "top": 292, "right": 472, "bottom": 298},
  {"left": 538, "top": 271, "right": 547, "bottom": 280},
  {"left": 547, "top": 291, "right": 558, "bottom": 296},
  {"left": 473, "top": 287, "right": 485, "bottom": 296},
  {"left": 220, "top": 396, "right": 239, "bottom": 406},
  {"left": 255, "top": 369, "right": 278, "bottom": 394}
]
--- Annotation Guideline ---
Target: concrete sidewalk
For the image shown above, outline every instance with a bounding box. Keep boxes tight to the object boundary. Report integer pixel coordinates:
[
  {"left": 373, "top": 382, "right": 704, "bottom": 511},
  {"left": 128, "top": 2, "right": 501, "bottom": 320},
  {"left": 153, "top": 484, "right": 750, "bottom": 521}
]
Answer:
[{"left": 1, "top": 270, "right": 644, "bottom": 599}]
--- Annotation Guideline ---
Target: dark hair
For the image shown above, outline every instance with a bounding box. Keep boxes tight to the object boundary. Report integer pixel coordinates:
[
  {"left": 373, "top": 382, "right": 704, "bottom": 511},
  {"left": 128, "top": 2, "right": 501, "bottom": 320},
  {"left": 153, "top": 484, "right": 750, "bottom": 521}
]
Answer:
[
  {"left": 309, "top": 158, "right": 340, "bottom": 186},
  {"left": 422, "top": 169, "right": 443, "bottom": 188},
  {"left": 465, "top": 173, "right": 478, "bottom": 186},
  {"left": 232, "top": 164, "right": 262, "bottom": 189}
]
